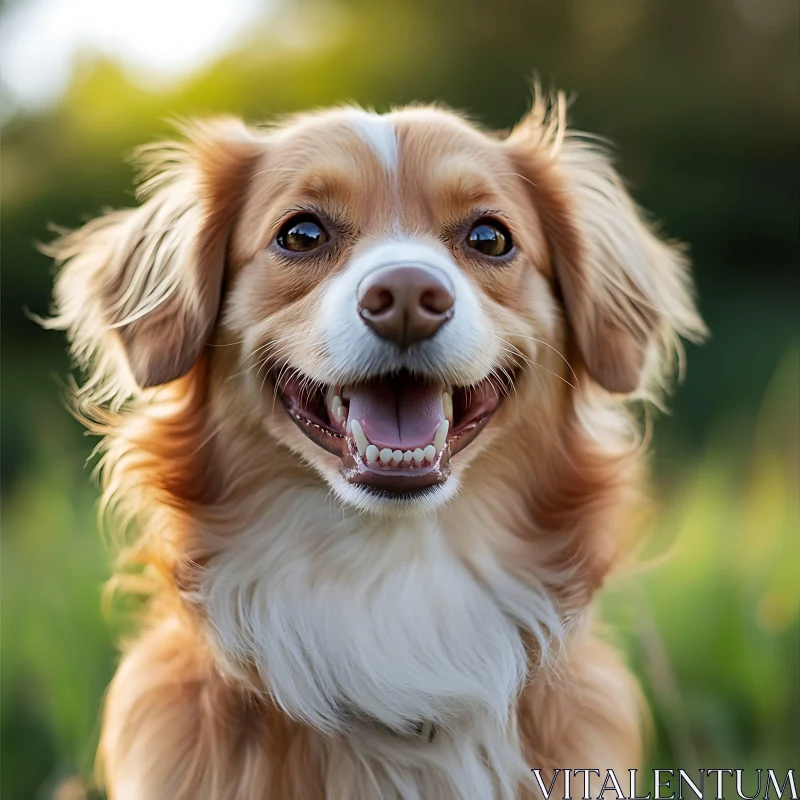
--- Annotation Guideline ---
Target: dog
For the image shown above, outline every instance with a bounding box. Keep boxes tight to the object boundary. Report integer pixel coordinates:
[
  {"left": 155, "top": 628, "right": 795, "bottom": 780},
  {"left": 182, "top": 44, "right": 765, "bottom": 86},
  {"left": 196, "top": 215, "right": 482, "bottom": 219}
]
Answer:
[{"left": 47, "top": 92, "right": 704, "bottom": 799}]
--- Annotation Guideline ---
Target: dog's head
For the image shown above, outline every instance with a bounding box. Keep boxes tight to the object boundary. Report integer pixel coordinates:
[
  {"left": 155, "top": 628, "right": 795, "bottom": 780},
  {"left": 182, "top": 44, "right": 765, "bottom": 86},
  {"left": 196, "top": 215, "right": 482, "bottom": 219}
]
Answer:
[{"left": 50, "top": 98, "right": 704, "bottom": 514}]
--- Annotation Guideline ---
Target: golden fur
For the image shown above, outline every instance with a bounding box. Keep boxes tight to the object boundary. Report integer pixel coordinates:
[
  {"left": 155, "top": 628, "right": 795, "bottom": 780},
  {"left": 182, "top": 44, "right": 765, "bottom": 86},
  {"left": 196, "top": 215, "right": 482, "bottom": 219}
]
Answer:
[{"left": 47, "top": 93, "right": 704, "bottom": 799}]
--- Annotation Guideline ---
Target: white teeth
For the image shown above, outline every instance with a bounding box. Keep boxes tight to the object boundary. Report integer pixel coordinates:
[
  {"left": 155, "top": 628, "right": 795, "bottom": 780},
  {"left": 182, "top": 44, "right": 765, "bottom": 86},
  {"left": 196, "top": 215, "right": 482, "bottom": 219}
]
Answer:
[
  {"left": 326, "top": 386, "right": 342, "bottom": 423},
  {"left": 379, "top": 448, "right": 393, "bottom": 464},
  {"left": 330, "top": 395, "right": 347, "bottom": 425},
  {"left": 433, "top": 419, "right": 449, "bottom": 452},
  {"left": 442, "top": 391, "right": 453, "bottom": 425},
  {"left": 349, "top": 419, "right": 447, "bottom": 469},
  {"left": 350, "top": 419, "right": 369, "bottom": 456}
]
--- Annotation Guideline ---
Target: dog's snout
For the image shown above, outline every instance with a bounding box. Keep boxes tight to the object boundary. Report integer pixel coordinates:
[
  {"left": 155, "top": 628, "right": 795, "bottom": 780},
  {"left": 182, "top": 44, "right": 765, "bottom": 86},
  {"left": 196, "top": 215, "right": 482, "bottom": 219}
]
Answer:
[{"left": 357, "top": 265, "right": 455, "bottom": 348}]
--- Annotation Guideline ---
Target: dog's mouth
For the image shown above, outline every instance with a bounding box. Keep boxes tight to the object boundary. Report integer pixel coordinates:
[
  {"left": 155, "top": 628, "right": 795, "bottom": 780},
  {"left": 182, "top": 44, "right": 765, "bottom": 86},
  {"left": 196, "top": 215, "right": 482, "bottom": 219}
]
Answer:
[{"left": 276, "top": 369, "right": 507, "bottom": 495}]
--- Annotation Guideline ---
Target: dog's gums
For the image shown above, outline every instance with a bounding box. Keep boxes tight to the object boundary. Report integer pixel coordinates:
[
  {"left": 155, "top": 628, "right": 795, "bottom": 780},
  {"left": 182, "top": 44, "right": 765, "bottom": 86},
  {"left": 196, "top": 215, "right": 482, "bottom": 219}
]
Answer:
[{"left": 277, "top": 370, "right": 505, "bottom": 493}]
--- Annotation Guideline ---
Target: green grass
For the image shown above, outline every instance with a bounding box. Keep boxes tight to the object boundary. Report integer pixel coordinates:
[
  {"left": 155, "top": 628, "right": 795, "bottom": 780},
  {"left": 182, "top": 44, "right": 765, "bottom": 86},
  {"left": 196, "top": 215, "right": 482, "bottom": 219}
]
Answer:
[
  {"left": 2, "top": 350, "right": 797, "bottom": 798},
  {"left": 1, "top": 446, "right": 116, "bottom": 799},
  {"left": 604, "top": 348, "right": 800, "bottom": 777}
]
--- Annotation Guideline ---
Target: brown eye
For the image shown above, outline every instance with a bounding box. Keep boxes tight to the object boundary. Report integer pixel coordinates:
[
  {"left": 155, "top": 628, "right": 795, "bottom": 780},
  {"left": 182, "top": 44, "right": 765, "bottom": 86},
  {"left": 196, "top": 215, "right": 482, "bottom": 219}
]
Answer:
[
  {"left": 276, "top": 215, "right": 328, "bottom": 252},
  {"left": 466, "top": 220, "right": 512, "bottom": 258}
]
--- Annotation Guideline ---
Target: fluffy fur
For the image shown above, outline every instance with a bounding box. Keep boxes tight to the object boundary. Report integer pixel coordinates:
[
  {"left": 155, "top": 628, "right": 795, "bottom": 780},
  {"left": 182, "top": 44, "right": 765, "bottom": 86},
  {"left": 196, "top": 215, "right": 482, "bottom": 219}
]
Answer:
[{"left": 46, "top": 92, "right": 704, "bottom": 799}]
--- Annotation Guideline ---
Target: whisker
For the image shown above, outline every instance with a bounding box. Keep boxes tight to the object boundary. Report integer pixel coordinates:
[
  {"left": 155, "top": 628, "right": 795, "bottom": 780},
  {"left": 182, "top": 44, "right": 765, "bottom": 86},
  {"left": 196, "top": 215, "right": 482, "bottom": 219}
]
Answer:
[
  {"left": 497, "top": 331, "right": 581, "bottom": 391},
  {"left": 493, "top": 342, "right": 543, "bottom": 393},
  {"left": 227, "top": 331, "right": 312, "bottom": 381},
  {"left": 503, "top": 345, "right": 577, "bottom": 393}
]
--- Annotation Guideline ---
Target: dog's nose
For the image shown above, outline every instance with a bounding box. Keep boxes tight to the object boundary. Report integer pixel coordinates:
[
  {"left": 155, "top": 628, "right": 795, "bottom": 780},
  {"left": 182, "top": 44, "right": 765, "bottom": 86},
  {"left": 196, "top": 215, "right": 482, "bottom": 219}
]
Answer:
[{"left": 357, "top": 265, "right": 455, "bottom": 348}]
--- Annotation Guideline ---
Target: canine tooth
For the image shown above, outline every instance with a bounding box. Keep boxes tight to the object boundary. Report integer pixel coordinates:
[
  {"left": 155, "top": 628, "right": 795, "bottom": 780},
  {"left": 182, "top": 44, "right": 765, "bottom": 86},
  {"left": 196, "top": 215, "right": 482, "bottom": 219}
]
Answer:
[
  {"left": 365, "top": 444, "right": 379, "bottom": 463},
  {"left": 326, "top": 386, "right": 339, "bottom": 413},
  {"left": 350, "top": 419, "right": 369, "bottom": 456},
  {"left": 324, "top": 386, "right": 349, "bottom": 428},
  {"left": 331, "top": 396, "right": 347, "bottom": 424},
  {"left": 442, "top": 391, "right": 453, "bottom": 425},
  {"left": 379, "top": 448, "right": 393, "bottom": 464},
  {"left": 392, "top": 449, "right": 403, "bottom": 465},
  {"left": 423, "top": 444, "right": 436, "bottom": 461},
  {"left": 412, "top": 448, "right": 424, "bottom": 464},
  {"left": 403, "top": 450, "right": 413, "bottom": 462},
  {"left": 433, "top": 420, "right": 449, "bottom": 452}
]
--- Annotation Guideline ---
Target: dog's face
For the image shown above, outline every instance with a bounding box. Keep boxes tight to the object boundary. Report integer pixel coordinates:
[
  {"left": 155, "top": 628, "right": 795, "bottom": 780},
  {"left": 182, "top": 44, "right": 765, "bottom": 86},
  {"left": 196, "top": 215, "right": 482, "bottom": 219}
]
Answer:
[
  {"left": 222, "top": 108, "right": 558, "bottom": 512},
  {"left": 52, "top": 101, "right": 703, "bottom": 514}
]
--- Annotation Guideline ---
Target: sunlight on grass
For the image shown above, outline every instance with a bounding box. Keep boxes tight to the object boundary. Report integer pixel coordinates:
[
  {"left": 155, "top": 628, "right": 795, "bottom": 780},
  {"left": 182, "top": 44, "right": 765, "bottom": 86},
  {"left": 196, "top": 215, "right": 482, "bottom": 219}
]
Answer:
[{"left": 604, "top": 347, "right": 799, "bottom": 774}]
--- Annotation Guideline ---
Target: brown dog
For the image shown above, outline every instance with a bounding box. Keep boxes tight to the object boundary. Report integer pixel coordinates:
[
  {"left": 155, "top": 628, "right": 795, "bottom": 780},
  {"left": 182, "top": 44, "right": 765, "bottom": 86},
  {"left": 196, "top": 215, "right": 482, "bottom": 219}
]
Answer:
[{"left": 48, "top": 92, "right": 704, "bottom": 799}]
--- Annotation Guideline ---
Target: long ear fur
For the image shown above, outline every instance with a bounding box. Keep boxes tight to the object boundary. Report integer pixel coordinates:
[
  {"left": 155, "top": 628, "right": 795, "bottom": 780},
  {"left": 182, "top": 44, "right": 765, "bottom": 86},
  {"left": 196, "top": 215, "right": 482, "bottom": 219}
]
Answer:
[
  {"left": 44, "top": 118, "right": 262, "bottom": 402},
  {"left": 508, "top": 93, "right": 706, "bottom": 395}
]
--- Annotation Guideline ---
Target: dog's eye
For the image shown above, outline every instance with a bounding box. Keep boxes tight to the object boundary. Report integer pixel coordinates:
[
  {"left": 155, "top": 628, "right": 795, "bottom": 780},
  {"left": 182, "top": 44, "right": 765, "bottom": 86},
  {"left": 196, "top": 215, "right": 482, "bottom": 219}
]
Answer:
[
  {"left": 276, "top": 215, "right": 328, "bottom": 252},
  {"left": 465, "top": 220, "right": 512, "bottom": 258}
]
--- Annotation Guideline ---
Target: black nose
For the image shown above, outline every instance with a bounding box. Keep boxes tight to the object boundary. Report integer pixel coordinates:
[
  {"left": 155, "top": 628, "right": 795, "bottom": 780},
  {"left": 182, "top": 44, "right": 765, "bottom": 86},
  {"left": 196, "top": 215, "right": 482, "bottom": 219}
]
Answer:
[{"left": 357, "top": 265, "right": 455, "bottom": 348}]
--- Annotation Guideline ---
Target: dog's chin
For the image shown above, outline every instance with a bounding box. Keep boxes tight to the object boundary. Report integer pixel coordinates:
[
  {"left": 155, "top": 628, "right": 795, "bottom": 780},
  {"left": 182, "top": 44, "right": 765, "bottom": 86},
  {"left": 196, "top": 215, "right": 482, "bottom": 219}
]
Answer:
[
  {"left": 270, "top": 367, "right": 510, "bottom": 512},
  {"left": 328, "top": 473, "right": 462, "bottom": 516}
]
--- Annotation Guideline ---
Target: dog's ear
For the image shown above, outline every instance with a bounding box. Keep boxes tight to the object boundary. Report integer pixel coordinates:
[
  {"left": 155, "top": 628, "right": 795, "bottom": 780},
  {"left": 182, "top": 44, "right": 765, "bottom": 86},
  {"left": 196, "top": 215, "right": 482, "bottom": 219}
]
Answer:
[
  {"left": 507, "top": 96, "right": 705, "bottom": 394},
  {"left": 47, "top": 118, "right": 262, "bottom": 397}
]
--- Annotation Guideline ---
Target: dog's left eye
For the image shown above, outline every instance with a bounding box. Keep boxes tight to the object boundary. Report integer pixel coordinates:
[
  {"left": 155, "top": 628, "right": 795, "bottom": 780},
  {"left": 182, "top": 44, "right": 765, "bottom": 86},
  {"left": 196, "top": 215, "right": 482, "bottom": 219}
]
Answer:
[
  {"left": 276, "top": 215, "right": 328, "bottom": 252},
  {"left": 465, "top": 220, "right": 513, "bottom": 258}
]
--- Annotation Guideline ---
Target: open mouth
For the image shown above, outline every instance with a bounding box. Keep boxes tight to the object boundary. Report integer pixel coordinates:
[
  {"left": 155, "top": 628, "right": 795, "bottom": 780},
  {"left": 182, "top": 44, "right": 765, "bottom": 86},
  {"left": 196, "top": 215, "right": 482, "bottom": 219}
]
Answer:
[{"left": 275, "top": 370, "right": 506, "bottom": 495}]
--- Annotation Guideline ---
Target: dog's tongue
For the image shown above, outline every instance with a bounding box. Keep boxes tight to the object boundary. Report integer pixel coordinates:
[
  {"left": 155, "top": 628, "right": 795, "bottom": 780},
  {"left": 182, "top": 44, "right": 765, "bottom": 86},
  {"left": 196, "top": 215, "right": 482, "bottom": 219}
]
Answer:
[{"left": 345, "top": 379, "right": 445, "bottom": 451}]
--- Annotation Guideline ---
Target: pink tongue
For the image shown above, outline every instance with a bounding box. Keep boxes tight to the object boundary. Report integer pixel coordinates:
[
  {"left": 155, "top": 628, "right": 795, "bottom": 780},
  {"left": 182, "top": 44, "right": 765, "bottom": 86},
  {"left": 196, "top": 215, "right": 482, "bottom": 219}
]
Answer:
[{"left": 346, "top": 379, "right": 444, "bottom": 451}]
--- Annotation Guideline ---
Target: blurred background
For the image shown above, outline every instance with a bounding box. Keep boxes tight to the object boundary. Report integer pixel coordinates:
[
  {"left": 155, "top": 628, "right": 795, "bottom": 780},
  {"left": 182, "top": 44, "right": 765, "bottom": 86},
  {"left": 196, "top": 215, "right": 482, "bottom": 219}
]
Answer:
[{"left": 1, "top": 0, "right": 798, "bottom": 796}]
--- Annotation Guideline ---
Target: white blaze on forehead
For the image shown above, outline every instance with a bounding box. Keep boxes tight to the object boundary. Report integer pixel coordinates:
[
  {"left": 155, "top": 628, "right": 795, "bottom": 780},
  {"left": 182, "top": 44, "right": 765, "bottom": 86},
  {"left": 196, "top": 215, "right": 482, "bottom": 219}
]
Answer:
[{"left": 347, "top": 110, "right": 399, "bottom": 174}]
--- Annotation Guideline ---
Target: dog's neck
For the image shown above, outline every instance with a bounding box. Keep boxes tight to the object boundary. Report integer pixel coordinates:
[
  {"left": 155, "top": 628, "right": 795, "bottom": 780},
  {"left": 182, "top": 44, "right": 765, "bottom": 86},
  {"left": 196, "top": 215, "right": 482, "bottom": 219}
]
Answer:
[{"left": 194, "top": 481, "right": 563, "bottom": 741}]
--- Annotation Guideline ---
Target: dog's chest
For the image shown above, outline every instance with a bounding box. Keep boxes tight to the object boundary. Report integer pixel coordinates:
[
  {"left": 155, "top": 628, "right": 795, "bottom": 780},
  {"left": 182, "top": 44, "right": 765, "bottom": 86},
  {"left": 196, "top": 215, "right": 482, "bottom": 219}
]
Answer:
[{"left": 200, "top": 494, "right": 558, "bottom": 793}]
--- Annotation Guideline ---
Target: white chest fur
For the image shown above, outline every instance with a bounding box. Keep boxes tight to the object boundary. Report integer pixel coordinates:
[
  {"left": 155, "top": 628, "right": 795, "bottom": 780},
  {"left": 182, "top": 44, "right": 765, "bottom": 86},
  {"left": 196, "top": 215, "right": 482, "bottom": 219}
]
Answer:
[{"left": 199, "top": 485, "right": 561, "bottom": 798}]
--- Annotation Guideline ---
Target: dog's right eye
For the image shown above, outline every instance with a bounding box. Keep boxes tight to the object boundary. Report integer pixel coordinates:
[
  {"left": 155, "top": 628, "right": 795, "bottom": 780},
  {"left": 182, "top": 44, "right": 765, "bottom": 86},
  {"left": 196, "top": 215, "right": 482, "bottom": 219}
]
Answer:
[
  {"left": 276, "top": 215, "right": 328, "bottom": 252},
  {"left": 465, "top": 219, "right": 513, "bottom": 258}
]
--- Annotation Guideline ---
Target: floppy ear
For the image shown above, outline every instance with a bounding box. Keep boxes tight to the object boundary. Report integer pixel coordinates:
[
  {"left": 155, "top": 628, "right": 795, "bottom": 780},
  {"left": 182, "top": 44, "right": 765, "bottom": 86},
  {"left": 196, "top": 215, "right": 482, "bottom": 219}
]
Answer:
[
  {"left": 507, "top": 96, "right": 705, "bottom": 394},
  {"left": 46, "top": 118, "right": 262, "bottom": 399}
]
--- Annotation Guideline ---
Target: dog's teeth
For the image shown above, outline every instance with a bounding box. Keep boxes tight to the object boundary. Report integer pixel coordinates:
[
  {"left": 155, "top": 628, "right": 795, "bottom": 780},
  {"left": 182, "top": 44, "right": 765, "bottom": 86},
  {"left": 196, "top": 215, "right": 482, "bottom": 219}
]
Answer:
[
  {"left": 350, "top": 419, "right": 369, "bottom": 456},
  {"left": 331, "top": 396, "right": 347, "bottom": 424},
  {"left": 392, "top": 449, "right": 403, "bottom": 465},
  {"left": 433, "top": 420, "right": 449, "bottom": 452},
  {"left": 326, "top": 386, "right": 339, "bottom": 416},
  {"left": 423, "top": 444, "right": 436, "bottom": 461},
  {"left": 379, "top": 448, "right": 393, "bottom": 464},
  {"left": 412, "top": 448, "right": 424, "bottom": 464},
  {"left": 403, "top": 450, "right": 413, "bottom": 462},
  {"left": 442, "top": 391, "right": 453, "bottom": 425},
  {"left": 365, "top": 444, "right": 379, "bottom": 463}
]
